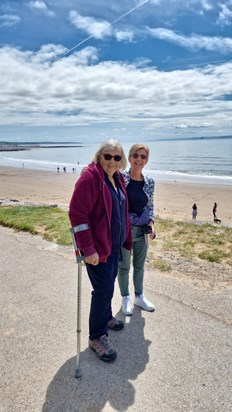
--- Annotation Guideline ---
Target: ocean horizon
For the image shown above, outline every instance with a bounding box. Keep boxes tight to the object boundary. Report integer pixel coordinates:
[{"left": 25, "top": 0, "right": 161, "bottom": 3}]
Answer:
[{"left": 0, "top": 136, "right": 231, "bottom": 186}]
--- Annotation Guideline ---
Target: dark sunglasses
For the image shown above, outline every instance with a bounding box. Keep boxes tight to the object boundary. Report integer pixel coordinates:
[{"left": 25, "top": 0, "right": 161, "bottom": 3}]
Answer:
[
  {"left": 131, "top": 153, "right": 147, "bottom": 159},
  {"left": 103, "top": 153, "right": 122, "bottom": 161}
]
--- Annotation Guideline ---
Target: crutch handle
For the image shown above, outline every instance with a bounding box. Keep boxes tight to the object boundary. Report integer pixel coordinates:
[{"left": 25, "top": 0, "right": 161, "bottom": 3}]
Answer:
[{"left": 70, "top": 227, "right": 85, "bottom": 263}]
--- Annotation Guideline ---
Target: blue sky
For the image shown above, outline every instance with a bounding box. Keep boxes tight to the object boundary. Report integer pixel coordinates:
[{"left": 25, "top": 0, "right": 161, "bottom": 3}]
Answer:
[{"left": 0, "top": 0, "right": 232, "bottom": 143}]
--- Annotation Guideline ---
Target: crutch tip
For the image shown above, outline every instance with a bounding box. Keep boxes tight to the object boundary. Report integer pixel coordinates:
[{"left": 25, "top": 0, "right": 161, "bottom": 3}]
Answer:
[{"left": 75, "top": 368, "right": 82, "bottom": 378}]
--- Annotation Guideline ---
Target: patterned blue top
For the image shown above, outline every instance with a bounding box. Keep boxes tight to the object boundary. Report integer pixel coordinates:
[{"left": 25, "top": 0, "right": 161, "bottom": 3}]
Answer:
[{"left": 122, "top": 171, "right": 155, "bottom": 223}]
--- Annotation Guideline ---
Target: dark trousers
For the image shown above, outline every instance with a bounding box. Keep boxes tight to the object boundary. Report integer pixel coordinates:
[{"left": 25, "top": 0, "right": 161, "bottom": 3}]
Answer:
[{"left": 86, "top": 249, "right": 119, "bottom": 340}]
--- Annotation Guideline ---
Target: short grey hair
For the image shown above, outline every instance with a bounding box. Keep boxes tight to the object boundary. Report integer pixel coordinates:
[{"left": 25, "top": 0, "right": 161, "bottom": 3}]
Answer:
[{"left": 93, "top": 139, "right": 127, "bottom": 170}]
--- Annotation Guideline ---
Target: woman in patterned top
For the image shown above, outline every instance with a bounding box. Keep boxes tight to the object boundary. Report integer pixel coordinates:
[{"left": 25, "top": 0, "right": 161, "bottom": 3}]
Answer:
[{"left": 118, "top": 143, "right": 156, "bottom": 316}]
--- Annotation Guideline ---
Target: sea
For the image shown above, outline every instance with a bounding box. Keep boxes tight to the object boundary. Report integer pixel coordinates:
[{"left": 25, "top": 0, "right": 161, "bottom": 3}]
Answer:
[{"left": 0, "top": 136, "right": 231, "bottom": 186}]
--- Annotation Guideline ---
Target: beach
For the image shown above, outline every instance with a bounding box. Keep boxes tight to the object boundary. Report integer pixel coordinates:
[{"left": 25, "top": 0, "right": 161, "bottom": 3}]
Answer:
[{"left": 0, "top": 166, "right": 231, "bottom": 225}]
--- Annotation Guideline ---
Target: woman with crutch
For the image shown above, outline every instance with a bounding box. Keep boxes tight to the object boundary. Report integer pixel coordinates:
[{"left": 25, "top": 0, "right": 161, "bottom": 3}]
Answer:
[{"left": 69, "top": 139, "right": 131, "bottom": 363}]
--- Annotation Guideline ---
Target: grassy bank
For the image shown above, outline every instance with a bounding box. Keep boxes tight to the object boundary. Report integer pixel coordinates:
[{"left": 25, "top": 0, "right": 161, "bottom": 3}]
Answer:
[{"left": 0, "top": 205, "right": 231, "bottom": 269}]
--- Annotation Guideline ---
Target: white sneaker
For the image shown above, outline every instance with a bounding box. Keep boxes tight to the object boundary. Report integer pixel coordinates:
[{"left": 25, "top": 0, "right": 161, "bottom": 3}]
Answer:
[
  {"left": 121, "top": 296, "right": 133, "bottom": 316},
  {"left": 134, "top": 294, "right": 155, "bottom": 312}
]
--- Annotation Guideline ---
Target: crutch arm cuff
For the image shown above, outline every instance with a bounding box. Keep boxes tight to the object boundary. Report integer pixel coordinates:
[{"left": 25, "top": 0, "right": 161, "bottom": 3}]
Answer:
[{"left": 72, "top": 224, "right": 89, "bottom": 233}]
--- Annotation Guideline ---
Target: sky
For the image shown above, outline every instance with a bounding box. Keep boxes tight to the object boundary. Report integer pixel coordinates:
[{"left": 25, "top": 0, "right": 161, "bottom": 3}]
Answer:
[{"left": 0, "top": 0, "right": 232, "bottom": 143}]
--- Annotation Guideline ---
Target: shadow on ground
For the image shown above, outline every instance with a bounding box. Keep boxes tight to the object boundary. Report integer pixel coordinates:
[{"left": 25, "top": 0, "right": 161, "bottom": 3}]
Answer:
[{"left": 42, "top": 308, "right": 151, "bottom": 411}]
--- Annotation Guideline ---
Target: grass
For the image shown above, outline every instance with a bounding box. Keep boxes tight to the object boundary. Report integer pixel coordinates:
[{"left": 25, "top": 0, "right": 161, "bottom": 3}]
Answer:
[
  {"left": 149, "top": 218, "right": 232, "bottom": 266},
  {"left": 0, "top": 205, "right": 231, "bottom": 267},
  {"left": 147, "top": 254, "right": 172, "bottom": 272},
  {"left": 198, "top": 249, "right": 230, "bottom": 263},
  {"left": 0, "top": 206, "right": 71, "bottom": 245}
]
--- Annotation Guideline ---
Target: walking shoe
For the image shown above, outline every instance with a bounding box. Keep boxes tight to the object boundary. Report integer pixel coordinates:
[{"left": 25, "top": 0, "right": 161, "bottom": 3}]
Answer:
[
  {"left": 134, "top": 294, "right": 155, "bottom": 312},
  {"left": 108, "top": 317, "right": 124, "bottom": 331},
  {"left": 121, "top": 295, "right": 133, "bottom": 316},
  {"left": 89, "top": 335, "right": 117, "bottom": 362}
]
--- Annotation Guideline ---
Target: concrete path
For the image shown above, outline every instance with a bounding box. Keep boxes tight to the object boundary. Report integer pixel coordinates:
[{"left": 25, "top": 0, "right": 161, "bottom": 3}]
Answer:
[{"left": 1, "top": 226, "right": 231, "bottom": 412}]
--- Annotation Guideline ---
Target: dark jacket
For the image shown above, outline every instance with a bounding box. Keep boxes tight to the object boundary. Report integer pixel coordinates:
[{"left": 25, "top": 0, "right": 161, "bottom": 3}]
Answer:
[{"left": 69, "top": 162, "right": 132, "bottom": 262}]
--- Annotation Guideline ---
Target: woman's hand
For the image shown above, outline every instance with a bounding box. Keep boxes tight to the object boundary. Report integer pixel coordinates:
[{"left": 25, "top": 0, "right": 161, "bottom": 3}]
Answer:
[
  {"left": 149, "top": 230, "right": 156, "bottom": 240},
  {"left": 85, "top": 252, "right": 100, "bottom": 266},
  {"left": 148, "top": 223, "right": 156, "bottom": 240}
]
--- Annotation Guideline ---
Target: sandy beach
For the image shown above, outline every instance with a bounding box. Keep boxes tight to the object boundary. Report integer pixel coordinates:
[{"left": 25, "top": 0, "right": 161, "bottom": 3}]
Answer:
[{"left": 0, "top": 166, "right": 231, "bottom": 225}]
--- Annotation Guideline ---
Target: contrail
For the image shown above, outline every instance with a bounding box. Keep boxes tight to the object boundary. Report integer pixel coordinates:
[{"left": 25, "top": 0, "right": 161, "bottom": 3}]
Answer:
[
  {"left": 111, "top": 0, "right": 150, "bottom": 25},
  {"left": 62, "top": 0, "right": 150, "bottom": 57}
]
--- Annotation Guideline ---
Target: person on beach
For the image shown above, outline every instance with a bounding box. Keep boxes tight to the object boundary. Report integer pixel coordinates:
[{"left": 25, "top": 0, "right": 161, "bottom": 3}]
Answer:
[
  {"left": 213, "top": 202, "right": 217, "bottom": 221},
  {"left": 192, "top": 203, "right": 197, "bottom": 220},
  {"left": 118, "top": 144, "right": 156, "bottom": 316},
  {"left": 69, "top": 139, "right": 131, "bottom": 363},
  {"left": 212, "top": 202, "right": 221, "bottom": 223}
]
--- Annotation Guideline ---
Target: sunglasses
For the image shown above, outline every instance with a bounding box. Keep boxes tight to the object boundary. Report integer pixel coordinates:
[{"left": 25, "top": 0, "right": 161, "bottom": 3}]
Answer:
[
  {"left": 103, "top": 153, "right": 122, "bottom": 161},
  {"left": 131, "top": 153, "right": 147, "bottom": 159}
]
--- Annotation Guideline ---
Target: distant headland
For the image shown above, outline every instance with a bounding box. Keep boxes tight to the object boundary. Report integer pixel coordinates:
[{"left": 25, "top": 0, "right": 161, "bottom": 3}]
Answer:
[{"left": 0, "top": 142, "right": 84, "bottom": 152}]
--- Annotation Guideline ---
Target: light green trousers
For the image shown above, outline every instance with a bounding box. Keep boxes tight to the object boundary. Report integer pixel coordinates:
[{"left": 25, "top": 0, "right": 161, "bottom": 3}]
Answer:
[{"left": 118, "top": 225, "right": 148, "bottom": 297}]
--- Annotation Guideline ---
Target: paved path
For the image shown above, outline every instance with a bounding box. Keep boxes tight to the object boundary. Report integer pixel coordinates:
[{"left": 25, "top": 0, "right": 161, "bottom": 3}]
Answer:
[{"left": 1, "top": 226, "right": 231, "bottom": 412}]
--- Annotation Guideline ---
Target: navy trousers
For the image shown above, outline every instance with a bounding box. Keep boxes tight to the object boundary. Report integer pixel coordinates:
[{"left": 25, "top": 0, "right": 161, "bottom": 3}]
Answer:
[{"left": 86, "top": 249, "right": 120, "bottom": 340}]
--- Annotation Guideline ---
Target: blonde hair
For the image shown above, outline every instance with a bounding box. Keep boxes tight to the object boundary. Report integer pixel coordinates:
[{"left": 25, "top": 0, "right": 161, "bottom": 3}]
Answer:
[
  {"left": 93, "top": 139, "right": 127, "bottom": 170},
  {"left": 128, "top": 143, "right": 150, "bottom": 160}
]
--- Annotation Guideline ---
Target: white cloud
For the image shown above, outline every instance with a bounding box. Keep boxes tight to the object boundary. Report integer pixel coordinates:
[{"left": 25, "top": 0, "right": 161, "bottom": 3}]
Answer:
[
  {"left": 0, "top": 44, "right": 231, "bottom": 138},
  {"left": 200, "top": 0, "right": 213, "bottom": 11},
  {"left": 217, "top": 3, "right": 232, "bottom": 26},
  {"left": 0, "top": 14, "right": 21, "bottom": 27},
  {"left": 115, "top": 30, "right": 135, "bottom": 42},
  {"left": 29, "top": 1, "right": 54, "bottom": 17},
  {"left": 68, "top": 10, "right": 137, "bottom": 49},
  {"left": 69, "top": 10, "right": 112, "bottom": 39},
  {"left": 148, "top": 28, "right": 232, "bottom": 53},
  {"left": 146, "top": 0, "right": 214, "bottom": 17}
]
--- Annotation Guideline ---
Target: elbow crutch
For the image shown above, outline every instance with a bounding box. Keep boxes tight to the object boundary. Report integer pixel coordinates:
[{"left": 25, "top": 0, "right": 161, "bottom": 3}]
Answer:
[{"left": 70, "top": 224, "right": 88, "bottom": 379}]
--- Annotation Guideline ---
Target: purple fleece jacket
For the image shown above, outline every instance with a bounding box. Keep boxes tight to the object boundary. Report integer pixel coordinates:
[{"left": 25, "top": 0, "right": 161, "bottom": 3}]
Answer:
[{"left": 69, "top": 162, "right": 132, "bottom": 262}]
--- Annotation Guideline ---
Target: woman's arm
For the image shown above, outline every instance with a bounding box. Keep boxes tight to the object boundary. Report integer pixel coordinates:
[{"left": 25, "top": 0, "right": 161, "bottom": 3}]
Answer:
[
  {"left": 145, "top": 176, "right": 156, "bottom": 239},
  {"left": 69, "top": 174, "right": 99, "bottom": 259}
]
